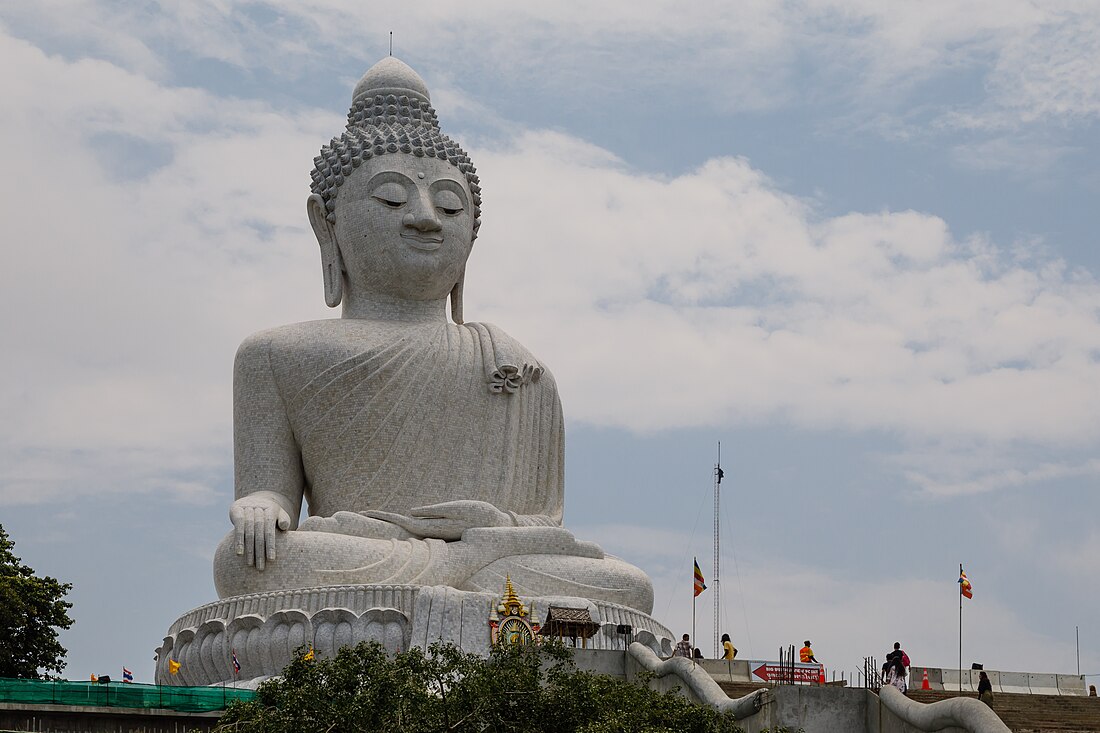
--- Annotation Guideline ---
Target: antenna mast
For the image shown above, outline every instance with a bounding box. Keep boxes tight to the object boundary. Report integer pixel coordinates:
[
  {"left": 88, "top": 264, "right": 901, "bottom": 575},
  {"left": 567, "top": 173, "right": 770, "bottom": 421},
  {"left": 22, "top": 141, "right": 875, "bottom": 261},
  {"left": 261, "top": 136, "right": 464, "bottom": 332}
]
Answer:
[{"left": 713, "top": 441, "right": 723, "bottom": 657}]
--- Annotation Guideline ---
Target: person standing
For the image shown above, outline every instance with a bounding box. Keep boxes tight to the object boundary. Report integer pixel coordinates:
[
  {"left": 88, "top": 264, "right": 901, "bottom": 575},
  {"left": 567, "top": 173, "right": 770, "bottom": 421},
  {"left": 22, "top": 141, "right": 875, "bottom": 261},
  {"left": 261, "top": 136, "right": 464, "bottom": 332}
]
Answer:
[
  {"left": 977, "top": 671, "right": 994, "bottom": 707},
  {"left": 800, "top": 641, "right": 819, "bottom": 664},
  {"left": 884, "top": 656, "right": 907, "bottom": 693},
  {"left": 721, "top": 633, "right": 738, "bottom": 660},
  {"left": 673, "top": 634, "right": 693, "bottom": 658}
]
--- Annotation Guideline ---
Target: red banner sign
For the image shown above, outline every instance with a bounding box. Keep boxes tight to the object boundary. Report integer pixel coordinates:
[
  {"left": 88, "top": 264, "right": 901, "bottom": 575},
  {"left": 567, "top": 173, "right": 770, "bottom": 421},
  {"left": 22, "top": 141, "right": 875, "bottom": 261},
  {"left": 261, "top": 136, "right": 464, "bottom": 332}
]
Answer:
[{"left": 752, "top": 663, "right": 823, "bottom": 683}]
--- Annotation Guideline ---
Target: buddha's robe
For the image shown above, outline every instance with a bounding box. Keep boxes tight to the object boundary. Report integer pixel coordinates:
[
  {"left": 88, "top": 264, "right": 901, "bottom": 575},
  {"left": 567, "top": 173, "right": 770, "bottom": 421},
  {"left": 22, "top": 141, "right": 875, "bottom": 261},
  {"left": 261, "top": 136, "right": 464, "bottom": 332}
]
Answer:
[{"left": 214, "top": 319, "right": 653, "bottom": 613}]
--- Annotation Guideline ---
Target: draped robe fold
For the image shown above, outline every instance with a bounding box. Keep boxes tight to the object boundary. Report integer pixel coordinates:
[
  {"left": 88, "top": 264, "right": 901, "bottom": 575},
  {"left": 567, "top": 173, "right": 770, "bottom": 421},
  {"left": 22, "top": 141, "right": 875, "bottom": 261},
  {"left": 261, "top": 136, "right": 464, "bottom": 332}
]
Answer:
[{"left": 268, "top": 319, "right": 564, "bottom": 523}]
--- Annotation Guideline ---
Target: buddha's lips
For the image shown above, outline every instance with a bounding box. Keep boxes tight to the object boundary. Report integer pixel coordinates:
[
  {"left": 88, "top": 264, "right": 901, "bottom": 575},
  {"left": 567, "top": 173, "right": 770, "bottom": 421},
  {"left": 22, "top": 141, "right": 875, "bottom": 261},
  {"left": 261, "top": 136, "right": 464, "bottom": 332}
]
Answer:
[{"left": 401, "top": 233, "right": 444, "bottom": 250}]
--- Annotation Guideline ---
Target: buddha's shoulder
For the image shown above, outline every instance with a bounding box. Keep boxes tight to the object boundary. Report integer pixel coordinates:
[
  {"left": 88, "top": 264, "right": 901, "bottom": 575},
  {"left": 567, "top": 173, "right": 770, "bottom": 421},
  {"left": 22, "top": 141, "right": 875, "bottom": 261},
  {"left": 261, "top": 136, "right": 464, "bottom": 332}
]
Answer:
[{"left": 235, "top": 320, "right": 390, "bottom": 362}]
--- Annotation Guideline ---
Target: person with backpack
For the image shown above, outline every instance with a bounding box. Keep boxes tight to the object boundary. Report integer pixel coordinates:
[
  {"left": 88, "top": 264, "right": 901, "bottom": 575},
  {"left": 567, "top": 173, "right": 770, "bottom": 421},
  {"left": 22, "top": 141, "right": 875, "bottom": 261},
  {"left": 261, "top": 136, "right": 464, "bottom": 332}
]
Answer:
[
  {"left": 884, "top": 655, "right": 908, "bottom": 693},
  {"left": 885, "top": 642, "right": 909, "bottom": 691}
]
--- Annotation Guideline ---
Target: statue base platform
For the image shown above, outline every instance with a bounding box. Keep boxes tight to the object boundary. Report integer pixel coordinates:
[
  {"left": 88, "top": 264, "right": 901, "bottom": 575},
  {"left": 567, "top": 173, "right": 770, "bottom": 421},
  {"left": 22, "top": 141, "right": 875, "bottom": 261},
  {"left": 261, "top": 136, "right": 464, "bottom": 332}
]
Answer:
[{"left": 155, "top": 585, "right": 673, "bottom": 686}]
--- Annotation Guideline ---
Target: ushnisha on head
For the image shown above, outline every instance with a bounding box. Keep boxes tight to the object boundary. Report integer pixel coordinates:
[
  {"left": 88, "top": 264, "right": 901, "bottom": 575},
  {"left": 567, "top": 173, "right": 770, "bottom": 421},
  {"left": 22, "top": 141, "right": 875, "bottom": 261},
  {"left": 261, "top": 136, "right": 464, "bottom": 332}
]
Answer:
[{"left": 307, "top": 57, "right": 482, "bottom": 322}]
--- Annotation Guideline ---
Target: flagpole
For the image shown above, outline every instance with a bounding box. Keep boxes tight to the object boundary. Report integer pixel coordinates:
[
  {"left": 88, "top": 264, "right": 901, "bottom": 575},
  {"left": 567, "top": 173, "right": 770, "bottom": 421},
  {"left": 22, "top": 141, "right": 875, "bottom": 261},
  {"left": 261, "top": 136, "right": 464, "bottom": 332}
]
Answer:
[
  {"left": 713, "top": 441, "right": 721, "bottom": 660},
  {"left": 959, "top": 563, "right": 963, "bottom": 693},
  {"left": 692, "top": 572, "right": 697, "bottom": 667}
]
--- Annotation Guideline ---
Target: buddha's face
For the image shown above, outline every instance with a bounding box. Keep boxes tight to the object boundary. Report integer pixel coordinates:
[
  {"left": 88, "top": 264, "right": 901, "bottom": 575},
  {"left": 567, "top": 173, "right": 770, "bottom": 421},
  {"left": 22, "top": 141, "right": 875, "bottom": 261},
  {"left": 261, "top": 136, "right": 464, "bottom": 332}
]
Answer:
[{"left": 333, "top": 154, "right": 474, "bottom": 302}]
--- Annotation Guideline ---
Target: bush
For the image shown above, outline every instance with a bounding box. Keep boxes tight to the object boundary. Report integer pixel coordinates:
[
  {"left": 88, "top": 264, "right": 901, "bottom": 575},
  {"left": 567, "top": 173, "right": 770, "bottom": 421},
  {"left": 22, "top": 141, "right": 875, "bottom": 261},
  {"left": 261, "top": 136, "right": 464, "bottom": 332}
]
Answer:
[{"left": 215, "top": 640, "right": 743, "bottom": 733}]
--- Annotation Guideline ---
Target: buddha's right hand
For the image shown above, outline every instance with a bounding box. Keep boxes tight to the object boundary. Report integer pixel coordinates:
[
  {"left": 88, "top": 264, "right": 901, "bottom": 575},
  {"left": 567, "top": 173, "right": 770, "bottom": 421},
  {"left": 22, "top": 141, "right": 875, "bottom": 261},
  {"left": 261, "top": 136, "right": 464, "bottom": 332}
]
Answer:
[{"left": 229, "top": 492, "right": 292, "bottom": 571}]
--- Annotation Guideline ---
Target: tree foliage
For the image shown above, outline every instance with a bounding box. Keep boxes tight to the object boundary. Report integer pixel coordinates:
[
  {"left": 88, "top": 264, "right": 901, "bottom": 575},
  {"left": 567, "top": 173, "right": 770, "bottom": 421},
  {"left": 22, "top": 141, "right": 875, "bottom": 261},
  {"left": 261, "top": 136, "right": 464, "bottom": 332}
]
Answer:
[
  {"left": 216, "top": 640, "right": 744, "bottom": 733},
  {"left": 0, "top": 524, "right": 74, "bottom": 679}
]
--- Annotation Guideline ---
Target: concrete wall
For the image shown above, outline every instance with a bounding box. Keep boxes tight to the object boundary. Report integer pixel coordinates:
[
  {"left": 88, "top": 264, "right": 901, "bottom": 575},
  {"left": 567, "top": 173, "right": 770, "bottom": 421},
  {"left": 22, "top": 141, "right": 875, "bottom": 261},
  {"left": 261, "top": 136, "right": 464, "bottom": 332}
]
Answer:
[
  {"left": 0, "top": 702, "right": 220, "bottom": 733},
  {"left": 736, "top": 685, "right": 871, "bottom": 733},
  {"left": 1027, "top": 673, "right": 1059, "bottom": 695},
  {"left": 998, "top": 671, "right": 1031, "bottom": 694},
  {"left": 911, "top": 666, "right": 944, "bottom": 691},
  {"left": 1056, "top": 675, "right": 1087, "bottom": 696},
  {"left": 926, "top": 667, "right": 1086, "bottom": 696},
  {"left": 570, "top": 648, "right": 627, "bottom": 679},
  {"left": 941, "top": 669, "right": 978, "bottom": 692},
  {"left": 695, "top": 659, "right": 751, "bottom": 683}
]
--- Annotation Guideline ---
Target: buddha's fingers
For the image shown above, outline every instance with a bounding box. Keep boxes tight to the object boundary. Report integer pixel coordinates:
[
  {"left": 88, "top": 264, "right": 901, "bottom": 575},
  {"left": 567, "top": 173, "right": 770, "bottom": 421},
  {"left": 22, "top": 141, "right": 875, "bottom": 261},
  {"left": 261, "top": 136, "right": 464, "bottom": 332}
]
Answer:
[
  {"left": 256, "top": 507, "right": 271, "bottom": 571},
  {"left": 364, "top": 510, "right": 423, "bottom": 532},
  {"left": 233, "top": 512, "right": 246, "bottom": 557},
  {"left": 243, "top": 507, "right": 256, "bottom": 567},
  {"left": 364, "top": 510, "right": 464, "bottom": 540},
  {"left": 263, "top": 507, "right": 277, "bottom": 564}
]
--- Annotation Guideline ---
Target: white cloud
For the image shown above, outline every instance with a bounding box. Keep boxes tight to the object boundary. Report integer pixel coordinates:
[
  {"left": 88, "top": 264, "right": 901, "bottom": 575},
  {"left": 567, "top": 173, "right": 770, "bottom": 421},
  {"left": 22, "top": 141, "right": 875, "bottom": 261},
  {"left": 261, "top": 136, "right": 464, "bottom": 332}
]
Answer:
[
  {"left": 950, "top": 136, "right": 1080, "bottom": 176},
  {"left": 466, "top": 132, "right": 1100, "bottom": 445},
  {"left": 9, "top": 1, "right": 1100, "bottom": 135},
  {"left": 0, "top": 28, "right": 336, "bottom": 505},
  {"left": 984, "top": 6, "right": 1100, "bottom": 125},
  {"left": 1050, "top": 530, "right": 1100, "bottom": 577},
  {"left": 904, "top": 458, "right": 1100, "bottom": 498},
  {"left": 3, "top": 22, "right": 1100, "bottom": 508}
]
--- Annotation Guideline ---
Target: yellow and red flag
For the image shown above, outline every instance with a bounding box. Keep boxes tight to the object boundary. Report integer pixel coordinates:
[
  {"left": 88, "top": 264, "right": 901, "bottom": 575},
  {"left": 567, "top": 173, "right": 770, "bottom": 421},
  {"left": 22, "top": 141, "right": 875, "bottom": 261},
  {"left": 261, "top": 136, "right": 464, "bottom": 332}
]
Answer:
[
  {"left": 693, "top": 558, "right": 707, "bottom": 597},
  {"left": 958, "top": 568, "right": 973, "bottom": 599},
  {"left": 168, "top": 659, "right": 181, "bottom": 675}
]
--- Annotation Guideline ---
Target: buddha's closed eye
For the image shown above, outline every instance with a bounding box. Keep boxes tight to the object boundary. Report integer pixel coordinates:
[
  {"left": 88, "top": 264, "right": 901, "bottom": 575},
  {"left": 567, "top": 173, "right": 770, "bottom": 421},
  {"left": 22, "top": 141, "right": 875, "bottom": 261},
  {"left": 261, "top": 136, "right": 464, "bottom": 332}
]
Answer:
[
  {"left": 372, "top": 182, "right": 407, "bottom": 208},
  {"left": 435, "top": 189, "right": 464, "bottom": 216}
]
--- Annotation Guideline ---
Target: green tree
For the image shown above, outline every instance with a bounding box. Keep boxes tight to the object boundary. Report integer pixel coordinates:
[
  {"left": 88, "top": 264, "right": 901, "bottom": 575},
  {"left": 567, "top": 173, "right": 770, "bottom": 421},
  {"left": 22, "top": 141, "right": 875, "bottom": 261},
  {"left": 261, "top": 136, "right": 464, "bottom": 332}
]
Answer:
[
  {"left": 217, "top": 639, "right": 744, "bottom": 733},
  {"left": 0, "top": 524, "right": 74, "bottom": 679}
]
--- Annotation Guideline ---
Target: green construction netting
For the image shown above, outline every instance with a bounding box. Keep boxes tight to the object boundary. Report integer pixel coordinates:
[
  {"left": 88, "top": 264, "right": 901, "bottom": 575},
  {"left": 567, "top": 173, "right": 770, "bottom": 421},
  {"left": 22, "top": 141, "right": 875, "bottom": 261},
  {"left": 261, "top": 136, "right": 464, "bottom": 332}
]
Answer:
[{"left": 0, "top": 678, "right": 255, "bottom": 713}]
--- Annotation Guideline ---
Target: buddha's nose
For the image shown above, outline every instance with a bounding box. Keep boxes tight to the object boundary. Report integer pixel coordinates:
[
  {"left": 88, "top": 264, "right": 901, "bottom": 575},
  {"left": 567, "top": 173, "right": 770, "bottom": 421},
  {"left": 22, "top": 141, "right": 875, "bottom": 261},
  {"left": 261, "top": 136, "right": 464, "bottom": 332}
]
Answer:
[{"left": 402, "top": 198, "right": 442, "bottom": 232}]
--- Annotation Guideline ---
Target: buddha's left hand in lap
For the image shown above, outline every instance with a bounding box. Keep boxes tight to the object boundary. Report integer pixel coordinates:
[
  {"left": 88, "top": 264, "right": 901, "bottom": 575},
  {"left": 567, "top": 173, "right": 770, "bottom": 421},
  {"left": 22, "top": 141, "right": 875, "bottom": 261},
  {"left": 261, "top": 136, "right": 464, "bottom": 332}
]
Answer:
[
  {"left": 365, "top": 500, "right": 514, "bottom": 541},
  {"left": 299, "top": 511, "right": 415, "bottom": 540}
]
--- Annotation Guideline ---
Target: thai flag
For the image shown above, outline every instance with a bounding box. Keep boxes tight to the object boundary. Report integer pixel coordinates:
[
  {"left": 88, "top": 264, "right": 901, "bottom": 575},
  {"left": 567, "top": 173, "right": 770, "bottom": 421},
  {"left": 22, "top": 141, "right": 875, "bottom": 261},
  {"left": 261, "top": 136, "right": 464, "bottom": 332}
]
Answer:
[
  {"left": 122, "top": 668, "right": 133, "bottom": 683},
  {"left": 232, "top": 649, "right": 241, "bottom": 675}
]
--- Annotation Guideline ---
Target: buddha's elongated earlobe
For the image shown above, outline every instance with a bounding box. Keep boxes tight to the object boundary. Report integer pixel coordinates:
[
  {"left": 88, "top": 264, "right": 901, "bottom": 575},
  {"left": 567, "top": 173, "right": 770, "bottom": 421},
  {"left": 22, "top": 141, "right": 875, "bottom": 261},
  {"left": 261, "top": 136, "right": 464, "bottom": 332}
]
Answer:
[
  {"left": 307, "top": 193, "right": 343, "bottom": 307},
  {"left": 449, "top": 269, "right": 465, "bottom": 324}
]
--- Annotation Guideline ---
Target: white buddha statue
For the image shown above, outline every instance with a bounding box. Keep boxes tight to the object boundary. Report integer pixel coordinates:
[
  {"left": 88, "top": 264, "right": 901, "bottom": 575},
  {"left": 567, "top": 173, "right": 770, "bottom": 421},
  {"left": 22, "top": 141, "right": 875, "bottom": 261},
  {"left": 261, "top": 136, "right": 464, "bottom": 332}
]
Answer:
[{"left": 212, "top": 57, "right": 653, "bottom": 615}]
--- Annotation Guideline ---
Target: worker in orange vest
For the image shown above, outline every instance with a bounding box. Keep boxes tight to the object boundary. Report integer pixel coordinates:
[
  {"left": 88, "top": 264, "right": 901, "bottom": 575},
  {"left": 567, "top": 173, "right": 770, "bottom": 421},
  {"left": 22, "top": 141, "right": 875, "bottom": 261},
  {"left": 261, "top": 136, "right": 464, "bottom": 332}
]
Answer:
[{"left": 800, "top": 640, "right": 819, "bottom": 664}]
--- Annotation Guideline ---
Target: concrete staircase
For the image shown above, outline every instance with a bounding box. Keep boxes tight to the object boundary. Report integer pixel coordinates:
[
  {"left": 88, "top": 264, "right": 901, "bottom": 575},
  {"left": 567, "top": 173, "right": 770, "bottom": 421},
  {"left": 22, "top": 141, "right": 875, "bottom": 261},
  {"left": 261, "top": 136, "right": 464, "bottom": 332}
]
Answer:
[
  {"left": 907, "top": 689, "right": 1100, "bottom": 733},
  {"left": 716, "top": 681, "right": 1100, "bottom": 733}
]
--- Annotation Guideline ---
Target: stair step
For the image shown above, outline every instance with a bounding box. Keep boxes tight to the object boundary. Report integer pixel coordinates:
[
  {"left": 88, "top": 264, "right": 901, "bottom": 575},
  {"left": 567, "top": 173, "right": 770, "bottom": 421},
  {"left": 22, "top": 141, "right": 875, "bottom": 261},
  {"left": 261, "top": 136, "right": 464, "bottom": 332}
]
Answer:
[{"left": 720, "top": 684, "right": 1100, "bottom": 733}]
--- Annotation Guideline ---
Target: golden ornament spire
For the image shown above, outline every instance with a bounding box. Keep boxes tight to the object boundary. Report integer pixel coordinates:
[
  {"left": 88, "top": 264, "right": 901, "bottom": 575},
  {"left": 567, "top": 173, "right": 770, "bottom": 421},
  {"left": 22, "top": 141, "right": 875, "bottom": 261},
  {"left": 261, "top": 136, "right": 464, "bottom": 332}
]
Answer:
[{"left": 497, "top": 576, "right": 528, "bottom": 617}]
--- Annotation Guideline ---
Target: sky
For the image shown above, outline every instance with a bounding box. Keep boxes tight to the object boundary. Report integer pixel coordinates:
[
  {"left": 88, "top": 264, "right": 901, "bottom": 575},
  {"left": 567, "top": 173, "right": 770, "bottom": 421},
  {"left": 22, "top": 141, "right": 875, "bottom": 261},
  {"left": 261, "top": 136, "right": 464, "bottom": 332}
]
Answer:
[{"left": 0, "top": 1, "right": 1098, "bottom": 685}]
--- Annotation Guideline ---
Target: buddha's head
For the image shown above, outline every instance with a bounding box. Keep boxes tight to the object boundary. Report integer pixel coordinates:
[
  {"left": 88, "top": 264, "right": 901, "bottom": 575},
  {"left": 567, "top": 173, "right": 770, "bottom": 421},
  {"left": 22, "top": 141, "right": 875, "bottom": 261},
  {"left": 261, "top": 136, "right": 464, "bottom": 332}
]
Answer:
[{"left": 307, "top": 57, "right": 482, "bottom": 322}]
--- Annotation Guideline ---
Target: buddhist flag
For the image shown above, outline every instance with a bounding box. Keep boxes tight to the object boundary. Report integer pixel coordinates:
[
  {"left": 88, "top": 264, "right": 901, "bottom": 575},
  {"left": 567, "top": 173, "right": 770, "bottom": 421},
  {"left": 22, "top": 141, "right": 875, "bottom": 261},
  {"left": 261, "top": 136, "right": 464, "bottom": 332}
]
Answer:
[
  {"left": 959, "top": 568, "right": 973, "bottom": 599},
  {"left": 303, "top": 645, "right": 315, "bottom": 661},
  {"left": 693, "top": 558, "right": 707, "bottom": 597},
  {"left": 168, "top": 659, "right": 181, "bottom": 675}
]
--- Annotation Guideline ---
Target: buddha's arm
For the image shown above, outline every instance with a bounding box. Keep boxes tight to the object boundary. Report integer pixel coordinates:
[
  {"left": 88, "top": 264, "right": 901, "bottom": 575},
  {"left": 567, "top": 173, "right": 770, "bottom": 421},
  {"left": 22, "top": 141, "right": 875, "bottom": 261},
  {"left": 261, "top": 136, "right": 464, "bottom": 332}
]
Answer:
[{"left": 230, "top": 334, "right": 305, "bottom": 570}]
